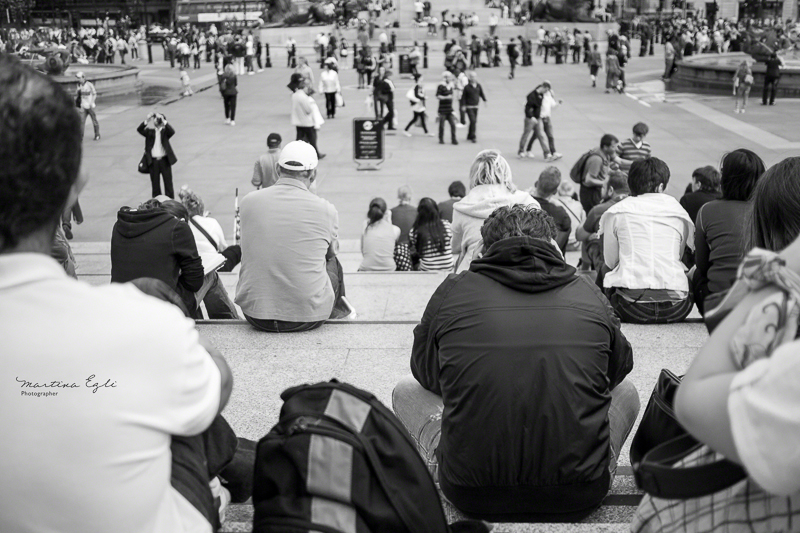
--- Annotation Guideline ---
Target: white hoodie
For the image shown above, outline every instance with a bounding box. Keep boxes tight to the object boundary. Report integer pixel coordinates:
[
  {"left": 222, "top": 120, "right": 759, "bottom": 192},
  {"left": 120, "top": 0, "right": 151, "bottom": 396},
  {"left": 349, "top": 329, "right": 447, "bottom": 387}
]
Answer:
[{"left": 451, "top": 184, "right": 540, "bottom": 272}]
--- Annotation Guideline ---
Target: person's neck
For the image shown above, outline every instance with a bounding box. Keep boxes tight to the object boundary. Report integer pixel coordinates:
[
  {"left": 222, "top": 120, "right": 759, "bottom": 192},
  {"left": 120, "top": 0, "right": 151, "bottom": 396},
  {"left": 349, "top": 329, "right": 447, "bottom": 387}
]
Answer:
[
  {"left": 398, "top": 199, "right": 411, "bottom": 206},
  {"left": 1, "top": 227, "right": 56, "bottom": 256},
  {"left": 611, "top": 192, "right": 629, "bottom": 201},
  {"left": 535, "top": 192, "right": 554, "bottom": 201}
]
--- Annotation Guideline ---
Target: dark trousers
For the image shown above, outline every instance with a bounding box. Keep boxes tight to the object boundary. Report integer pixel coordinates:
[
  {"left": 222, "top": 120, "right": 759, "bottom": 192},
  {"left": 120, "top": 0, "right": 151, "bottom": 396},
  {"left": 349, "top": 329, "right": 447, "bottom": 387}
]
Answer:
[
  {"left": 324, "top": 91, "right": 336, "bottom": 118},
  {"left": 465, "top": 107, "right": 478, "bottom": 140},
  {"left": 579, "top": 184, "right": 602, "bottom": 214},
  {"left": 762, "top": 76, "right": 779, "bottom": 105},
  {"left": 296, "top": 126, "right": 319, "bottom": 155},
  {"left": 405, "top": 111, "right": 428, "bottom": 133},
  {"left": 244, "top": 256, "right": 348, "bottom": 332},
  {"left": 223, "top": 94, "right": 237, "bottom": 121},
  {"left": 170, "top": 415, "right": 239, "bottom": 531},
  {"left": 193, "top": 54, "right": 200, "bottom": 69},
  {"left": 149, "top": 158, "right": 174, "bottom": 198},
  {"left": 438, "top": 112, "right": 457, "bottom": 143},
  {"left": 380, "top": 101, "right": 395, "bottom": 130},
  {"left": 605, "top": 288, "right": 694, "bottom": 324}
]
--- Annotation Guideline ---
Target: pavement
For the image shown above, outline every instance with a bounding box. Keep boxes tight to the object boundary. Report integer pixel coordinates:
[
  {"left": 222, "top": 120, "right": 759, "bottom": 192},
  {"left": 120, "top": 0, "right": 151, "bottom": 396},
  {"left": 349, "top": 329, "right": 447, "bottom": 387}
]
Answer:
[{"left": 72, "top": 42, "right": 800, "bottom": 244}]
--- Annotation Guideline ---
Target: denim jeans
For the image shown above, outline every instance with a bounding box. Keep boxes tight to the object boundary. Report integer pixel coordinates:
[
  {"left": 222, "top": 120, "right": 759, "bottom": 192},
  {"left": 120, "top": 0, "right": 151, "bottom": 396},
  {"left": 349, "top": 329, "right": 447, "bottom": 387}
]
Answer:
[
  {"left": 438, "top": 112, "right": 457, "bottom": 143},
  {"left": 200, "top": 271, "right": 239, "bottom": 319},
  {"left": 244, "top": 256, "right": 349, "bottom": 332},
  {"left": 518, "top": 117, "right": 549, "bottom": 156},
  {"left": 465, "top": 107, "right": 479, "bottom": 141},
  {"left": 540, "top": 117, "right": 556, "bottom": 154},
  {"left": 392, "top": 375, "right": 640, "bottom": 486},
  {"left": 606, "top": 288, "right": 694, "bottom": 324},
  {"left": 79, "top": 107, "right": 100, "bottom": 139}
]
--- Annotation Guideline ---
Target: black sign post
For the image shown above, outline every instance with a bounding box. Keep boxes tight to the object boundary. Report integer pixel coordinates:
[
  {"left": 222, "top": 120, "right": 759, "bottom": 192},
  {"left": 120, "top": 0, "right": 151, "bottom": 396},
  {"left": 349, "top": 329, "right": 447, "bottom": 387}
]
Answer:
[{"left": 353, "top": 118, "right": 385, "bottom": 171}]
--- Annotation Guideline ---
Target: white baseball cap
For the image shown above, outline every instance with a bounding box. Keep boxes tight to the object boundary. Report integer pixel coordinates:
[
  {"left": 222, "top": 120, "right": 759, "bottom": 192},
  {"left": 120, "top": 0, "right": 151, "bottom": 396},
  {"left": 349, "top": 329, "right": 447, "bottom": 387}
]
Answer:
[{"left": 278, "top": 140, "right": 318, "bottom": 171}]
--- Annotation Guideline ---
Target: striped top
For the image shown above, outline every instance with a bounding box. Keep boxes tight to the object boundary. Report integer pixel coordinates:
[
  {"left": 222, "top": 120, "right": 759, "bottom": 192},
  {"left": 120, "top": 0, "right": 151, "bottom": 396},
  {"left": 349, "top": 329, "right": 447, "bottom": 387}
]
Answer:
[
  {"left": 409, "top": 220, "right": 454, "bottom": 271},
  {"left": 616, "top": 138, "right": 651, "bottom": 163}
]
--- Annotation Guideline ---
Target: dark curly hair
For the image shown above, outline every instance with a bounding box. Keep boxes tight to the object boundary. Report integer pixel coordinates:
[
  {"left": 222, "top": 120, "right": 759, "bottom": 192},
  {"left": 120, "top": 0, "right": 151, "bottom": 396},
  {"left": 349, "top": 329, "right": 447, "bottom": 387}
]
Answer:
[
  {"left": 481, "top": 204, "right": 556, "bottom": 250},
  {"left": 0, "top": 55, "right": 82, "bottom": 251}
]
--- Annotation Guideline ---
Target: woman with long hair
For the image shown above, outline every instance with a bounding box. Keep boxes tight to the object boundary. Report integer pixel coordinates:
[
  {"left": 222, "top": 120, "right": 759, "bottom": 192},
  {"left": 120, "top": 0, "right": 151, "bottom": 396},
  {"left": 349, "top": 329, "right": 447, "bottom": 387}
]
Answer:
[
  {"left": 451, "top": 149, "right": 539, "bottom": 272},
  {"left": 732, "top": 60, "right": 753, "bottom": 113},
  {"left": 218, "top": 62, "right": 238, "bottom": 125},
  {"left": 359, "top": 197, "right": 401, "bottom": 271},
  {"left": 319, "top": 61, "right": 341, "bottom": 119},
  {"left": 693, "top": 148, "right": 765, "bottom": 315},
  {"left": 409, "top": 198, "right": 454, "bottom": 271},
  {"left": 403, "top": 74, "right": 432, "bottom": 136}
]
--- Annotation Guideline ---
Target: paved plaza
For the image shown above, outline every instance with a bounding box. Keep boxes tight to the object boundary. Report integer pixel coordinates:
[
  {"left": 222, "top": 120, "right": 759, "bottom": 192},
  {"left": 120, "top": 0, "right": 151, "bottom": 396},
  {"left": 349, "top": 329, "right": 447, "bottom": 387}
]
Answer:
[{"left": 75, "top": 44, "right": 799, "bottom": 244}]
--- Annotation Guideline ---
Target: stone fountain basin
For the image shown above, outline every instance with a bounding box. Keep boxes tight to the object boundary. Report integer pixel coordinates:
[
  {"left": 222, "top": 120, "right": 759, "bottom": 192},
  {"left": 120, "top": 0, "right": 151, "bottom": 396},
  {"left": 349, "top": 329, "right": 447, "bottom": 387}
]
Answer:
[{"left": 53, "top": 63, "right": 141, "bottom": 98}]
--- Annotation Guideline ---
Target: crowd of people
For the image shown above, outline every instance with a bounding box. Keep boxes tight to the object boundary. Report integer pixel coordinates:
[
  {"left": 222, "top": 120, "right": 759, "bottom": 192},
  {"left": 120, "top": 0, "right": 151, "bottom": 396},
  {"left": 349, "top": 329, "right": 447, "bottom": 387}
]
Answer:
[{"left": 6, "top": 10, "right": 800, "bottom": 533}]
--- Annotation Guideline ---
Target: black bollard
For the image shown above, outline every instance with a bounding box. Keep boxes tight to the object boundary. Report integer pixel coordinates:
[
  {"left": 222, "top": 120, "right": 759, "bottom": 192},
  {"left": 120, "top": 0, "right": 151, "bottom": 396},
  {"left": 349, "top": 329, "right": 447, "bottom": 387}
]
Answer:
[
  {"left": 391, "top": 31, "right": 396, "bottom": 53},
  {"left": 353, "top": 43, "right": 358, "bottom": 68},
  {"left": 265, "top": 43, "right": 271, "bottom": 67},
  {"left": 423, "top": 42, "right": 428, "bottom": 68}
]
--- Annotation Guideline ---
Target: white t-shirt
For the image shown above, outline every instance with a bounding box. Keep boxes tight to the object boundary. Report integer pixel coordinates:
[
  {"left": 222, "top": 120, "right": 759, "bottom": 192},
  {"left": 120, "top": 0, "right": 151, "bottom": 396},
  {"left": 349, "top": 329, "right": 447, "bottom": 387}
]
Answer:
[
  {"left": 729, "top": 341, "right": 800, "bottom": 496},
  {"left": 0, "top": 253, "right": 221, "bottom": 533},
  {"left": 189, "top": 215, "right": 229, "bottom": 273}
]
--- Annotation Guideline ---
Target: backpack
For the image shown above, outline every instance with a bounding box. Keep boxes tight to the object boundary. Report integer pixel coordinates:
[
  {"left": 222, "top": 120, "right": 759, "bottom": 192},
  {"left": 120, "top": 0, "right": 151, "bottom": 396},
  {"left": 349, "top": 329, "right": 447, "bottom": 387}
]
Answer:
[
  {"left": 253, "top": 380, "right": 489, "bottom": 533},
  {"left": 569, "top": 149, "right": 601, "bottom": 184},
  {"left": 219, "top": 75, "right": 228, "bottom": 92}
]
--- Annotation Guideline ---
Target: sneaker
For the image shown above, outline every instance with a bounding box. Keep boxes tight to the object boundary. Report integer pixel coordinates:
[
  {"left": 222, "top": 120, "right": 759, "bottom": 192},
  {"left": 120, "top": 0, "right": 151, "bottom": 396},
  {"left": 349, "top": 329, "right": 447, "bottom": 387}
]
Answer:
[
  {"left": 452, "top": 140, "right": 459, "bottom": 145},
  {"left": 734, "top": 108, "right": 740, "bottom": 113},
  {"left": 94, "top": 134, "right": 101, "bottom": 141},
  {"left": 439, "top": 140, "right": 445, "bottom": 144},
  {"left": 230, "top": 121, "right": 235, "bottom": 126},
  {"left": 551, "top": 152, "right": 563, "bottom": 160},
  {"left": 403, "top": 131, "right": 412, "bottom": 137},
  {"left": 425, "top": 133, "right": 435, "bottom": 137},
  {"left": 248, "top": 71, "right": 254, "bottom": 75},
  {"left": 257, "top": 69, "right": 264, "bottom": 72},
  {"left": 526, "top": 152, "right": 536, "bottom": 159},
  {"left": 340, "top": 296, "right": 358, "bottom": 320},
  {"left": 456, "top": 123, "right": 466, "bottom": 128},
  {"left": 225, "top": 118, "right": 231, "bottom": 124},
  {"left": 544, "top": 154, "right": 554, "bottom": 162},
  {"left": 517, "top": 152, "right": 527, "bottom": 159},
  {"left": 741, "top": 108, "right": 746, "bottom": 113}
]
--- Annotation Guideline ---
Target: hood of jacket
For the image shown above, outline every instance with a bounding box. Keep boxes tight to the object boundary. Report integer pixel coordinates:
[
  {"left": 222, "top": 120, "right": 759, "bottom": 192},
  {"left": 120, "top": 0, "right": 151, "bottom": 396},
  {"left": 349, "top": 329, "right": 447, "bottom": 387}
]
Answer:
[
  {"left": 469, "top": 236, "right": 577, "bottom": 293},
  {"left": 453, "top": 185, "right": 538, "bottom": 220},
  {"left": 114, "top": 208, "right": 174, "bottom": 238}
]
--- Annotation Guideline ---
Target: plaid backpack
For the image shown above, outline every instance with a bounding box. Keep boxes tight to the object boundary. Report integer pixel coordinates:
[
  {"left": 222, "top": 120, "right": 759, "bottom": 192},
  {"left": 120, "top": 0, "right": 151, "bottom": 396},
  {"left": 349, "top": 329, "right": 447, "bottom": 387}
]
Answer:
[{"left": 253, "top": 380, "right": 489, "bottom": 533}]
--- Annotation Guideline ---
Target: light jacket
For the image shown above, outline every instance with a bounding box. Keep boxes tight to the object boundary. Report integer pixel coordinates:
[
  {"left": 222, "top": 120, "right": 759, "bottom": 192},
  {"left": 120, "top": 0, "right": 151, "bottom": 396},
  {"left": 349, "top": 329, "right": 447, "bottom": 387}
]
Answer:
[
  {"left": 291, "top": 90, "right": 315, "bottom": 127},
  {"left": 451, "top": 184, "right": 539, "bottom": 272}
]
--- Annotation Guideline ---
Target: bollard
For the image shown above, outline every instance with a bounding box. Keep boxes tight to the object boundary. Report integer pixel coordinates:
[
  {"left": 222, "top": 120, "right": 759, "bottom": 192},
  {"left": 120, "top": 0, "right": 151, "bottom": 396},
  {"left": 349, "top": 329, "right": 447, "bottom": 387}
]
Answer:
[
  {"left": 353, "top": 43, "right": 358, "bottom": 68},
  {"left": 391, "top": 31, "right": 396, "bottom": 53},
  {"left": 264, "top": 43, "right": 271, "bottom": 67},
  {"left": 423, "top": 42, "right": 428, "bottom": 68}
]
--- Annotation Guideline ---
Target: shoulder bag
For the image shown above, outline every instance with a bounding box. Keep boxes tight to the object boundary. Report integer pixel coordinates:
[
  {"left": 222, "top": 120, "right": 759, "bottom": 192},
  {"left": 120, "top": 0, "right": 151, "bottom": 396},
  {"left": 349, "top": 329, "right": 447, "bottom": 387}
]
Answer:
[{"left": 137, "top": 153, "right": 150, "bottom": 174}]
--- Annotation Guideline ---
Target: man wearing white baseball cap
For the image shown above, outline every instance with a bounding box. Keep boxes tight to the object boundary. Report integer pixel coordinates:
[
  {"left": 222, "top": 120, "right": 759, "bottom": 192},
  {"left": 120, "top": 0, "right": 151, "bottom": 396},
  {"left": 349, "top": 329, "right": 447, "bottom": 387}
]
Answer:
[{"left": 235, "top": 140, "right": 355, "bottom": 331}]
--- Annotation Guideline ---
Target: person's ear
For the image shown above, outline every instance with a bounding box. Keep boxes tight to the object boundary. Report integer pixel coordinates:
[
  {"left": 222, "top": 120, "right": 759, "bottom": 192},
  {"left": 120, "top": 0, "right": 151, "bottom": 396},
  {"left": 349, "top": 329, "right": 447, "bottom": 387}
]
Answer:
[
  {"left": 656, "top": 183, "right": 666, "bottom": 193},
  {"left": 308, "top": 168, "right": 318, "bottom": 182}
]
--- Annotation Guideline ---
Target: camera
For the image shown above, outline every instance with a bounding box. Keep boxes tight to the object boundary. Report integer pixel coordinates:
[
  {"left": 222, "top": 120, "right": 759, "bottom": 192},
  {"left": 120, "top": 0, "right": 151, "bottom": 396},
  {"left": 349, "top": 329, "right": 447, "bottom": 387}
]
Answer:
[{"left": 154, "top": 114, "right": 166, "bottom": 127}]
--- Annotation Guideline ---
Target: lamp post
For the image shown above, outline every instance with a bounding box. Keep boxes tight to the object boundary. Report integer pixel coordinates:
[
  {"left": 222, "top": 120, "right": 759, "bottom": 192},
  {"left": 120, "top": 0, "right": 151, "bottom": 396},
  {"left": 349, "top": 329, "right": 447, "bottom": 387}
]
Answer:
[{"left": 145, "top": 0, "right": 153, "bottom": 63}]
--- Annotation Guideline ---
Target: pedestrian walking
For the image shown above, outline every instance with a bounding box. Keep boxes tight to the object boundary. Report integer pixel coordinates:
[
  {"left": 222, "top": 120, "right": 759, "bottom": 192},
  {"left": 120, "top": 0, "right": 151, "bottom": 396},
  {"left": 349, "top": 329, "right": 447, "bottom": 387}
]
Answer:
[
  {"left": 507, "top": 38, "right": 519, "bottom": 79},
  {"left": 218, "top": 63, "right": 238, "bottom": 125},
  {"left": 404, "top": 74, "right": 433, "bottom": 136},
  {"left": 319, "top": 62, "right": 341, "bottom": 119},
  {"left": 290, "top": 73, "right": 325, "bottom": 159},
  {"left": 587, "top": 44, "right": 602, "bottom": 88},
  {"left": 605, "top": 50, "right": 621, "bottom": 93},
  {"left": 436, "top": 71, "right": 458, "bottom": 145},
  {"left": 137, "top": 112, "right": 177, "bottom": 198},
  {"left": 460, "top": 71, "right": 486, "bottom": 143},
  {"left": 75, "top": 71, "right": 100, "bottom": 141},
  {"left": 180, "top": 67, "right": 193, "bottom": 96},
  {"left": 762, "top": 52, "right": 784, "bottom": 106},
  {"left": 538, "top": 81, "right": 562, "bottom": 161},
  {"left": 733, "top": 60, "right": 753, "bottom": 113},
  {"left": 378, "top": 70, "right": 397, "bottom": 131}
]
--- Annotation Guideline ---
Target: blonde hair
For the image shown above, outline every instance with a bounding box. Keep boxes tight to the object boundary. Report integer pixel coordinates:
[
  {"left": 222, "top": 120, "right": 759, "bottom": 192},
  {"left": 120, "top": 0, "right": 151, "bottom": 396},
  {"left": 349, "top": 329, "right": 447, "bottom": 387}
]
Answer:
[
  {"left": 468, "top": 149, "right": 516, "bottom": 192},
  {"left": 178, "top": 186, "right": 204, "bottom": 217},
  {"left": 224, "top": 63, "right": 235, "bottom": 76}
]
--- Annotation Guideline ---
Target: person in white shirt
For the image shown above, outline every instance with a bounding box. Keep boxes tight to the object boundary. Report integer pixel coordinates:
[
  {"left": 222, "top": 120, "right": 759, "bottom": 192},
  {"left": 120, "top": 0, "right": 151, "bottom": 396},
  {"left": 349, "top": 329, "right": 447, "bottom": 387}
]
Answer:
[
  {"left": 0, "top": 55, "right": 240, "bottom": 533},
  {"left": 538, "top": 81, "right": 563, "bottom": 161},
  {"left": 318, "top": 61, "right": 341, "bottom": 119},
  {"left": 75, "top": 71, "right": 100, "bottom": 140},
  {"left": 600, "top": 157, "right": 695, "bottom": 323},
  {"left": 290, "top": 73, "right": 325, "bottom": 159}
]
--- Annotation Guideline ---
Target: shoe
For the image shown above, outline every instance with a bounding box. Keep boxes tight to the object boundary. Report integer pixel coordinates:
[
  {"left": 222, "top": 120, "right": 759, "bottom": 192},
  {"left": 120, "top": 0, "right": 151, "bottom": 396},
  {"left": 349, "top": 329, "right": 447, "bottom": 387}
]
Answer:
[
  {"left": 225, "top": 118, "right": 231, "bottom": 124},
  {"left": 551, "top": 152, "right": 563, "bottom": 160},
  {"left": 545, "top": 154, "right": 554, "bottom": 162},
  {"left": 230, "top": 121, "right": 235, "bottom": 126},
  {"left": 517, "top": 152, "right": 527, "bottom": 159},
  {"left": 94, "top": 134, "right": 101, "bottom": 141},
  {"left": 592, "top": 81, "right": 596, "bottom": 87},
  {"left": 452, "top": 141, "right": 458, "bottom": 145},
  {"left": 258, "top": 69, "right": 263, "bottom": 72},
  {"left": 439, "top": 140, "right": 445, "bottom": 144},
  {"left": 248, "top": 72, "right": 254, "bottom": 75},
  {"left": 761, "top": 102, "right": 767, "bottom": 105},
  {"left": 318, "top": 153, "right": 326, "bottom": 159},
  {"left": 769, "top": 102, "right": 775, "bottom": 106},
  {"left": 426, "top": 133, "right": 435, "bottom": 137},
  {"left": 403, "top": 131, "right": 412, "bottom": 137},
  {"left": 741, "top": 108, "right": 746, "bottom": 113},
  {"left": 456, "top": 123, "right": 466, "bottom": 128},
  {"left": 471, "top": 138, "right": 477, "bottom": 143},
  {"left": 527, "top": 152, "right": 536, "bottom": 159},
  {"left": 339, "top": 296, "right": 358, "bottom": 320},
  {"left": 734, "top": 108, "right": 740, "bottom": 113}
]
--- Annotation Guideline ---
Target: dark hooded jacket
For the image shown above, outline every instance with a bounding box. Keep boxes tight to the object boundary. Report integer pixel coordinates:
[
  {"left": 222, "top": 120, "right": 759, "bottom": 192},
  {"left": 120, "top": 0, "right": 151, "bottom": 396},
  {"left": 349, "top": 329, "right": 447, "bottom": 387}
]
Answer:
[
  {"left": 411, "top": 236, "right": 633, "bottom": 521},
  {"left": 110, "top": 207, "right": 204, "bottom": 298}
]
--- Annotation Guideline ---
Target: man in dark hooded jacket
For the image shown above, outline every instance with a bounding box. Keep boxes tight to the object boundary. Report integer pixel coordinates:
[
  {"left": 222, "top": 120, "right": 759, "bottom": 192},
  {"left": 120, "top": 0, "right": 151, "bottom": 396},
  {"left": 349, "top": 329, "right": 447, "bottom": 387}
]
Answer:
[
  {"left": 110, "top": 198, "right": 204, "bottom": 313},
  {"left": 393, "top": 204, "right": 638, "bottom": 522}
]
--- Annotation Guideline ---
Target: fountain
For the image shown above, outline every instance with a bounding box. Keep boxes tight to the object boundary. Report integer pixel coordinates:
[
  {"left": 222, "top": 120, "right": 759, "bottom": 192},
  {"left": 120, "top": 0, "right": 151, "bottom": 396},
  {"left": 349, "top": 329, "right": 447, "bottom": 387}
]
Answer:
[{"left": 18, "top": 47, "right": 141, "bottom": 98}]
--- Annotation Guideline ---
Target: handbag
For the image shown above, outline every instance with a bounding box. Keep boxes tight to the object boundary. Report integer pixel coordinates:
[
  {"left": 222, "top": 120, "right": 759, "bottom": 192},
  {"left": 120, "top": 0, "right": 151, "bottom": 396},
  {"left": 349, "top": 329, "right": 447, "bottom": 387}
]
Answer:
[
  {"left": 630, "top": 369, "right": 746, "bottom": 499},
  {"left": 335, "top": 91, "right": 345, "bottom": 107},
  {"left": 137, "top": 153, "right": 150, "bottom": 174},
  {"left": 744, "top": 73, "right": 754, "bottom": 84}
]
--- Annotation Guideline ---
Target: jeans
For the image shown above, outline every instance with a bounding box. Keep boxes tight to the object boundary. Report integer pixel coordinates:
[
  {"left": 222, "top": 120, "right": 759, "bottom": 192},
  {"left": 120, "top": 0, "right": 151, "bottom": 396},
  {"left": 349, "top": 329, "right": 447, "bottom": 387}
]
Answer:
[
  {"left": 324, "top": 92, "right": 336, "bottom": 118},
  {"left": 149, "top": 158, "right": 174, "bottom": 198},
  {"left": 523, "top": 117, "right": 550, "bottom": 157},
  {"left": 199, "top": 271, "right": 239, "bottom": 319},
  {"left": 79, "top": 107, "right": 100, "bottom": 139},
  {"left": 540, "top": 116, "right": 556, "bottom": 154},
  {"left": 465, "top": 107, "right": 478, "bottom": 141},
  {"left": 762, "top": 76, "right": 779, "bottom": 105},
  {"left": 438, "top": 112, "right": 457, "bottom": 143},
  {"left": 605, "top": 287, "right": 694, "bottom": 324},
  {"left": 391, "top": 376, "right": 640, "bottom": 485},
  {"left": 223, "top": 94, "right": 237, "bottom": 121},
  {"left": 295, "top": 126, "right": 319, "bottom": 156},
  {"left": 244, "top": 256, "right": 349, "bottom": 332},
  {"left": 379, "top": 101, "right": 395, "bottom": 130}
]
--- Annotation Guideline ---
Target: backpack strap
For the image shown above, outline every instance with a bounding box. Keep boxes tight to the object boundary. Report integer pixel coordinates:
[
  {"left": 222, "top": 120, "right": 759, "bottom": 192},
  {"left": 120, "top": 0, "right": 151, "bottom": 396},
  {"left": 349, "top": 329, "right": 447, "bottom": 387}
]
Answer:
[{"left": 190, "top": 217, "right": 218, "bottom": 250}]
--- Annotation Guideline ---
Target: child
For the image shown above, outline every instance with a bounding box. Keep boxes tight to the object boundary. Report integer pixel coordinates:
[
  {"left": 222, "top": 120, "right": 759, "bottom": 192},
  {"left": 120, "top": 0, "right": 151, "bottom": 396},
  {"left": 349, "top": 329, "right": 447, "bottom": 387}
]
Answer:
[{"left": 180, "top": 68, "right": 193, "bottom": 96}]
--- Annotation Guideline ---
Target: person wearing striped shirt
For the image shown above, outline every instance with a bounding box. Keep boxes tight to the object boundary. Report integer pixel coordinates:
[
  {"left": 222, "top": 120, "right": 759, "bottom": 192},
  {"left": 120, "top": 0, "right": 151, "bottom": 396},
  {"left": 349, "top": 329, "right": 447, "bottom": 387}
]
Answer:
[
  {"left": 616, "top": 122, "right": 651, "bottom": 171},
  {"left": 409, "top": 198, "right": 454, "bottom": 271}
]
